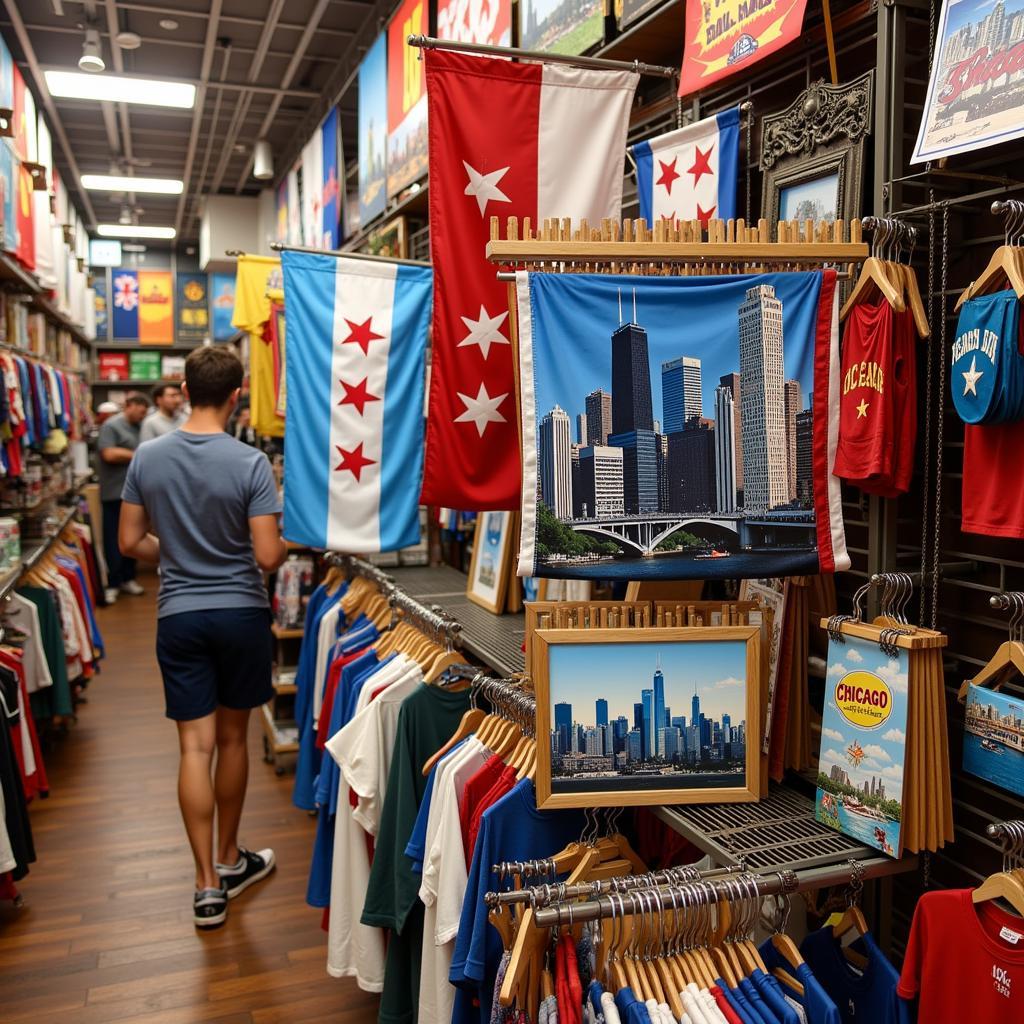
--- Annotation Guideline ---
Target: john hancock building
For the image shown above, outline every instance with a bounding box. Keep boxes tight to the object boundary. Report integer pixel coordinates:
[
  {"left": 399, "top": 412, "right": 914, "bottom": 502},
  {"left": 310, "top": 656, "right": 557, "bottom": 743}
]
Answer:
[
  {"left": 551, "top": 656, "right": 747, "bottom": 790},
  {"left": 537, "top": 284, "right": 816, "bottom": 565}
]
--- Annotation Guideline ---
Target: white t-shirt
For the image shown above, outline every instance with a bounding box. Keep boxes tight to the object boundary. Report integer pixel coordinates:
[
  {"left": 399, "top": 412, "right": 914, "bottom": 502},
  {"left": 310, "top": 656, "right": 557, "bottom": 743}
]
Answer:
[
  {"left": 7, "top": 594, "right": 52, "bottom": 693},
  {"left": 324, "top": 659, "right": 422, "bottom": 987},
  {"left": 312, "top": 603, "right": 343, "bottom": 726}
]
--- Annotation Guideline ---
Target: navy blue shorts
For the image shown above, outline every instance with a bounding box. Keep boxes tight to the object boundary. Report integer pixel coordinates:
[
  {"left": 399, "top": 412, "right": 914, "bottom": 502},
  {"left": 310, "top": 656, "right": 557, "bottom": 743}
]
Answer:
[{"left": 156, "top": 607, "right": 274, "bottom": 721}]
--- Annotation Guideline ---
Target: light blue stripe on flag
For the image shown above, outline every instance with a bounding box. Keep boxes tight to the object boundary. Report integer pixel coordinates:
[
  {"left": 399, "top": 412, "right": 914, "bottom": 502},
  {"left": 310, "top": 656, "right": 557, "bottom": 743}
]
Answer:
[
  {"left": 379, "top": 263, "right": 433, "bottom": 550},
  {"left": 715, "top": 106, "right": 740, "bottom": 222},
  {"left": 281, "top": 250, "right": 333, "bottom": 547}
]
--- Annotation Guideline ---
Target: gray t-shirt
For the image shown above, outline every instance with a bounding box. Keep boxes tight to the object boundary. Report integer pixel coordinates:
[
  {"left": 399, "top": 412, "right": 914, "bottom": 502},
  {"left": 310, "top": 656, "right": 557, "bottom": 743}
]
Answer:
[
  {"left": 122, "top": 430, "right": 282, "bottom": 618},
  {"left": 97, "top": 412, "right": 142, "bottom": 501},
  {"left": 139, "top": 410, "right": 183, "bottom": 443}
]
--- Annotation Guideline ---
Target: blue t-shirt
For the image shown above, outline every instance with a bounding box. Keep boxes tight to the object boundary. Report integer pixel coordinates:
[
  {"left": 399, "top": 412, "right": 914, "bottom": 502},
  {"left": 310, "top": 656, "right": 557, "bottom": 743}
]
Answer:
[
  {"left": 450, "top": 780, "right": 585, "bottom": 1024},
  {"left": 122, "top": 430, "right": 281, "bottom": 617},
  {"left": 741, "top": 976, "right": 780, "bottom": 1024},
  {"left": 717, "top": 979, "right": 763, "bottom": 1024},
  {"left": 615, "top": 988, "right": 652, "bottom": 1024},
  {"left": 758, "top": 938, "right": 842, "bottom": 1024},
  {"left": 800, "top": 927, "right": 909, "bottom": 1024},
  {"left": 752, "top": 968, "right": 799, "bottom": 1024}
]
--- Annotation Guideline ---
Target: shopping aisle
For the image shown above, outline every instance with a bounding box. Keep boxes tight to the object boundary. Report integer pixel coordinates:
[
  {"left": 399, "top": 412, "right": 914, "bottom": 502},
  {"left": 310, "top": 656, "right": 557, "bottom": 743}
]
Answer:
[{"left": 0, "top": 580, "right": 378, "bottom": 1024}]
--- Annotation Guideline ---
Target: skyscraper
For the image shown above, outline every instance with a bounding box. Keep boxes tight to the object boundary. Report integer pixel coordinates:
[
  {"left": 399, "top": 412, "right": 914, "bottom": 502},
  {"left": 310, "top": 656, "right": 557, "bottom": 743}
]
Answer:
[
  {"left": 719, "top": 372, "right": 743, "bottom": 494},
  {"left": 715, "top": 385, "right": 737, "bottom": 512},
  {"left": 653, "top": 661, "right": 666, "bottom": 757},
  {"left": 539, "top": 404, "right": 573, "bottom": 518},
  {"left": 784, "top": 379, "right": 802, "bottom": 502},
  {"left": 626, "top": 729, "right": 642, "bottom": 763},
  {"left": 662, "top": 356, "right": 703, "bottom": 433},
  {"left": 667, "top": 418, "right": 716, "bottom": 512},
  {"left": 641, "top": 688, "right": 654, "bottom": 761},
  {"left": 796, "top": 406, "right": 813, "bottom": 506},
  {"left": 596, "top": 699, "right": 609, "bottom": 728},
  {"left": 739, "top": 284, "right": 788, "bottom": 511},
  {"left": 554, "top": 702, "right": 572, "bottom": 756},
  {"left": 577, "top": 445, "right": 625, "bottom": 518},
  {"left": 585, "top": 389, "right": 612, "bottom": 446},
  {"left": 576, "top": 412, "right": 588, "bottom": 445},
  {"left": 691, "top": 682, "right": 700, "bottom": 733},
  {"left": 633, "top": 702, "right": 644, "bottom": 731},
  {"left": 608, "top": 429, "right": 659, "bottom": 513},
  {"left": 611, "top": 321, "right": 654, "bottom": 435},
  {"left": 570, "top": 443, "right": 582, "bottom": 517}
]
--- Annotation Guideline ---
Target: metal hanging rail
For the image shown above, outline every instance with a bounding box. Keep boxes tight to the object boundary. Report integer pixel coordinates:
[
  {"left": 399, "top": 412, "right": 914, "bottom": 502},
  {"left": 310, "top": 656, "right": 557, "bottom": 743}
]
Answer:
[
  {"left": 269, "top": 241, "right": 430, "bottom": 269},
  {"left": 407, "top": 34, "right": 677, "bottom": 79}
]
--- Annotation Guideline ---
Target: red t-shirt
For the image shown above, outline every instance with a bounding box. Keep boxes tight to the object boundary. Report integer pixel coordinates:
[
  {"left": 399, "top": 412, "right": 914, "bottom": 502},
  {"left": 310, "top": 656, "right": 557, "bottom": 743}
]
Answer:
[
  {"left": 458, "top": 754, "right": 506, "bottom": 863},
  {"left": 898, "top": 888, "right": 1024, "bottom": 1021},
  {"left": 466, "top": 765, "right": 518, "bottom": 864}
]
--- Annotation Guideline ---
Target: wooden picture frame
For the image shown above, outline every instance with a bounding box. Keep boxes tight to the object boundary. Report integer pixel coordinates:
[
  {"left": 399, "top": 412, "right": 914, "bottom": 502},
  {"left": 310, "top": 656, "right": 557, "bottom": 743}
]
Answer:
[
  {"left": 524, "top": 600, "right": 653, "bottom": 673},
  {"left": 760, "top": 72, "right": 874, "bottom": 231},
  {"left": 466, "top": 510, "right": 516, "bottom": 613},
  {"left": 533, "top": 627, "right": 761, "bottom": 809},
  {"left": 365, "top": 213, "right": 408, "bottom": 259}
]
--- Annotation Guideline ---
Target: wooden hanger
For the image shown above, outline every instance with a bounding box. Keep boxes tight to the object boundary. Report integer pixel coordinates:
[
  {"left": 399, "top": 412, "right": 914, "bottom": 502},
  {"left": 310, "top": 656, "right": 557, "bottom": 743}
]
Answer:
[
  {"left": 897, "top": 262, "right": 930, "bottom": 339},
  {"left": 956, "top": 243, "right": 1024, "bottom": 311},
  {"left": 958, "top": 626, "right": 1024, "bottom": 701},
  {"left": 972, "top": 869, "right": 1024, "bottom": 917},
  {"left": 840, "top": 255, "right": 906, "bottom": 320}
]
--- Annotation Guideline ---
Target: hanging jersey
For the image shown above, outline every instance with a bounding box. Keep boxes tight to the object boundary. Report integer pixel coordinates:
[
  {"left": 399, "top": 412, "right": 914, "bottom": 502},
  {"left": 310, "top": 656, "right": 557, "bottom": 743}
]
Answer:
[
  {"left": 834, "top": 301, "right": 896, "bottom": 483},
  {"left": 951, "top": 289, "right": 1024, "bottom": 424}
]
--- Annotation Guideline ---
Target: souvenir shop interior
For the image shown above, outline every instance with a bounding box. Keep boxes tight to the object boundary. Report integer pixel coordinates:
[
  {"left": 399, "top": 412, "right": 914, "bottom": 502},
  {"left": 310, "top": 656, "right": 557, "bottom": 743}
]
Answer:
[{"left": 2, "top": 0, "right": 1024, "bottom": 1021}]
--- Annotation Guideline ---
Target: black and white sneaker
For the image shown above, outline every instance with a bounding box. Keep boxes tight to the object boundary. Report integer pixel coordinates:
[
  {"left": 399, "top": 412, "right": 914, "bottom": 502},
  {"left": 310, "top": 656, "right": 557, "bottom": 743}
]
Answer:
[
  {"left": 215, "top": 846, "right": 276, "bottom": 900},
  {"left": 193, "top": 886, "right": 228, "bottom": 929}
]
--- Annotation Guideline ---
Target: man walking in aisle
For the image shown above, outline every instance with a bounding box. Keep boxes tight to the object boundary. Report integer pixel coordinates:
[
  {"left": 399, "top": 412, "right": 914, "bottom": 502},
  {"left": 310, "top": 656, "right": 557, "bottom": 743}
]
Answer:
[
  {"left": 118, "top": 347, "right": 287, "bottom": 929},
  {"left": 98, "top": 392, "right": 150, "bottom": 605},
  {"left": 140, "top": 382, "right": 184, "bottom": 442}
]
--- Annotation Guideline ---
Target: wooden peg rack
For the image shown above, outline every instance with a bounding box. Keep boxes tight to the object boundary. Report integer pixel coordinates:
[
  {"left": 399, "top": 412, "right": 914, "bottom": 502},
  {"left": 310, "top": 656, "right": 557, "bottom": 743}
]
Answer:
[{"left": 485, "top": 215, "right": 869, "bottom": 276}]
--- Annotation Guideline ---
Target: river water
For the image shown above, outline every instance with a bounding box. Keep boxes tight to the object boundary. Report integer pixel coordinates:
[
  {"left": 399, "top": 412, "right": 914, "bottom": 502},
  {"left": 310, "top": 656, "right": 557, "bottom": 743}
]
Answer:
[{"left": 539, "top": 549, "right": 821, "bottom": 581}]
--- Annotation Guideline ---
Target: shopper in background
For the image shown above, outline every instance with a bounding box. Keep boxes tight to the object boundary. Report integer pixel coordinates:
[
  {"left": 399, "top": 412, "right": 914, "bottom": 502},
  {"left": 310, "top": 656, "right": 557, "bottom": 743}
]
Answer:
[
  {"left": 118, "top": 346, "right": 287, "bottom": 930},
  {"left": 98, "top": 392, "right": 150, "bottom": 604},
  {"left": 140, "top": 382, "right": 185, "bottom": 442},
  {"left": 230, "top": 401, "right": 258, "bottom": 447}
]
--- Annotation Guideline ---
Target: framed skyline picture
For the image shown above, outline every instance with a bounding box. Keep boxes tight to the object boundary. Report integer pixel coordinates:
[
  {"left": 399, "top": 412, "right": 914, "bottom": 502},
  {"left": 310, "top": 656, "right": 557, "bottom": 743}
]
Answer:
[
  {"left": 467, "top": 510, "right": 516, "bottom": 613},
  {"left": 533, "top": 627, "right": 761, "bottom": 809},
  {"left": 963, "top": 681, "right": 1024, "bottom": 798}
]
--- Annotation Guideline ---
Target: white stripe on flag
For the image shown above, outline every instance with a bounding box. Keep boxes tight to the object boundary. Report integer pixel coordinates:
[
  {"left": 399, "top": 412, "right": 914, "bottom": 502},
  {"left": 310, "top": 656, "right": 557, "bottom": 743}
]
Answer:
[
  {"left": 536, "top": 65, "right": 637, "bottom": 224},
  {"left": 648, "top": 123, "right": 721, "bottom": 223},
  {"left": 326, "top": 258, "right": 398, "bottom": 552}
]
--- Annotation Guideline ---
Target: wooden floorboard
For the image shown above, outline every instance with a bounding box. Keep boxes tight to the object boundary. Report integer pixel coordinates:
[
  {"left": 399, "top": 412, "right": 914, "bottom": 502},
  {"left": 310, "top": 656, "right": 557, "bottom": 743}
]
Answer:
[{"left": 0, "top": 577, "right": 379, "bottom": 1022}]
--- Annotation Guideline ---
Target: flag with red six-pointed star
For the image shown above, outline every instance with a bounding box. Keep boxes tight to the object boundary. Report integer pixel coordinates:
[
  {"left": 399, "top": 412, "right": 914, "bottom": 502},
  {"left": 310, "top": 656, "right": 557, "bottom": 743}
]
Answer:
[
  {"left": 421, "top": 49, "right": 637, "bottom": 510},
  {"left": 281, "top": 250, "right": 433, "bottom": 552},
  {"left": 631, "top": 108, "right": 740, "bottom": 229}
]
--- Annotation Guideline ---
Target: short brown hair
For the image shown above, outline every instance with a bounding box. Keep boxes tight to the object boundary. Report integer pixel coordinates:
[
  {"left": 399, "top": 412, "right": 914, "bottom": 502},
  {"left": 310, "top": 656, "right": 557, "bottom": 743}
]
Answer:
[
  {"left": 125, "top": 392, "right": 150, "bottom": 408},
  {"left": 151, "top": 382, "right": 181, "bottom": 402},
  {"left": 185, "top": 347, "right": 243, "bottom": 408}
]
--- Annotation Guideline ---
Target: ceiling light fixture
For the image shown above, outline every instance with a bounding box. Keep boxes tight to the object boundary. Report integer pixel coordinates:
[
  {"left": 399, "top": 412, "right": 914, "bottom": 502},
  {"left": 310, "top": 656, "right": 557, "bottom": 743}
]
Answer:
[
  {"left": 82, "top": 174, "right": 184, "bottom": 194},
  {"left": 97, "top": 224, "right": 176, "bottom": 239},
  {"left": 122, "top": 243, "right": 147, "bottom": 252},
  {"left": 253, "top": 140, "right": 273, "bottom": 180},
  {"left": 44, "top": 71, "right": 196, "bottom": 109},
  {"left": 159, "top": 19, "right": 178, "bottom": 30},
  {"left": 78, "top": 28, "right": 105, "bottom": 73},
  {"left": 115, "top": 31, "right": 142, "bottom": 50}
]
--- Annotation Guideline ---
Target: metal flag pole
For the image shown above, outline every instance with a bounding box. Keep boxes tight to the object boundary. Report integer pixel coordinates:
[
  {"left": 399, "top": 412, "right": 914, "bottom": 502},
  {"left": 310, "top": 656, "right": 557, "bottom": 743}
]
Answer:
[
  {"left": 269, "top": 241, "right": 430, "bottom": 268},
  {"left": 407, "top": 34, "right": 677, "bottom": 79}
]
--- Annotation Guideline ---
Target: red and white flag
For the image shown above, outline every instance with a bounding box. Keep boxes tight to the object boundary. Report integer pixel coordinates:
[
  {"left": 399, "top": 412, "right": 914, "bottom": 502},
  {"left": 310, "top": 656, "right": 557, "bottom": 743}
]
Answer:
[{"left": 421, "top": 50, "right": 638, "bottom": 510}]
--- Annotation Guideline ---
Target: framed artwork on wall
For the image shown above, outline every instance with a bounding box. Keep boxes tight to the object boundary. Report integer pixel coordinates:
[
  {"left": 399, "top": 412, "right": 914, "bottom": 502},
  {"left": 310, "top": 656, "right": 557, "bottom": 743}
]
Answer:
[
  {"left": 760, "top": 72, "right": 874, "bottom": 230},
  {"left": 533, "top": 627, "right": 761, "bottom": 809},
  {"left": 466, "top": 510, "right": 516, "bottom": 613},
  {"left": 366, "top": 214, "right": 408, "bottom": 259}
]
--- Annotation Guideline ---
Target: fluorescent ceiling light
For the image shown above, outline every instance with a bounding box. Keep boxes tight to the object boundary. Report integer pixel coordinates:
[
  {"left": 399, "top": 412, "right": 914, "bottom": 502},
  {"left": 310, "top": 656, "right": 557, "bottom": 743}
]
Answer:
[
  {"left": 97, "top": 224, "right": 176, "bottom": 239},
  {"left": 44, "top": 70, "right": 195, "bottom": 109},
  {"left": 82, "top": 174, "right": 183, "bottom": 195}
]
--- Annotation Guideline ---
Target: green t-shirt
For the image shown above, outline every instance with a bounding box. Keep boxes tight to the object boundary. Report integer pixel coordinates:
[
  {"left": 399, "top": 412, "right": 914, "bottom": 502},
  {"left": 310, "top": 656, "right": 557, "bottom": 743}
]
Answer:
[
  {"left": 361, "top": 682, "right": 471, "bottom": 1024},
  {"left": 21, "top": 586, "right": 71, "bottom": 719}
]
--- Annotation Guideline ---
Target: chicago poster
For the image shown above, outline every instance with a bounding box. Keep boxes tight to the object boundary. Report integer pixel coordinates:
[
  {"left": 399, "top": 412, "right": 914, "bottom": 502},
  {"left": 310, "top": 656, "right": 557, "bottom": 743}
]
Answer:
[{"left": 515, "top": 270, "right": 848, "bottom": 581}]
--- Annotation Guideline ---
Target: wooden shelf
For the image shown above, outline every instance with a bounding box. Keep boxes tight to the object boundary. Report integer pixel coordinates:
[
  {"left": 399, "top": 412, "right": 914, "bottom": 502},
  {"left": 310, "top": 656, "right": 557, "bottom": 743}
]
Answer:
[
  {"left": 271, "top": 624, "right": 304, "bottom": 639},
  {"left": 273, "top": 681, "right": 297, "bottom": 696},
  {"left": 92, "top": 378, "right": 166, "bottom": 387},
  {"left": 260, "top": 704, "right": 298, "bottom": 755},
  {"left": 97, "top": 341, "right": 203, "bottom": 352},
  {"left": 0, "top": 252, "right": 41, "bottom": 294}
]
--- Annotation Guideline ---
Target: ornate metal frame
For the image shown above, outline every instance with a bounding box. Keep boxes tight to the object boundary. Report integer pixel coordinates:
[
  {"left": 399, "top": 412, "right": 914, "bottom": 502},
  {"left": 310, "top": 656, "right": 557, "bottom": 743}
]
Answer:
[{"left": 760, "top": 71, "right": 874, "bottom": 228}]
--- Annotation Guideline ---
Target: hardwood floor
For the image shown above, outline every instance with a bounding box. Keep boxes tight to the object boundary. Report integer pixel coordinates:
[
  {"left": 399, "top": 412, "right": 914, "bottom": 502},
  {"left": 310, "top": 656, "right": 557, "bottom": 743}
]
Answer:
[{"left": 0, "top": 579, "right": 379, "bottom": 1023}]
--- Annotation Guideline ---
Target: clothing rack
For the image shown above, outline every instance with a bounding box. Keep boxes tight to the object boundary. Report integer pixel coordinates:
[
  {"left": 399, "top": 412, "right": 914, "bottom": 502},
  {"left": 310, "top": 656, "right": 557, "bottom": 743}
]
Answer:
[
  {"left": 0, "top": 503, "right": 80, "bottom": 604},
  {"left": 987, "top": 820, "right": 1024, "bottom": 871},
  {"left": 269, "top": 241, "right": 430, "bottom": 269},
  {"left": 406, "top": 34, "right": 677, "bottom": 79}
]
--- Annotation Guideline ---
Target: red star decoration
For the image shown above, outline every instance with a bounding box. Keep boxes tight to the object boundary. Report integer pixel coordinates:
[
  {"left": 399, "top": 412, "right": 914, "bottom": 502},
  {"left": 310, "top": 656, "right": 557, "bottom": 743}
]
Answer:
[
  {"left": 338, "top": 377, "right": 380, "bottom": 416},
  {"left": 656, "top": 156, "right": 681, "bottom": 195},
  {"left": 696, "top": 203, "right": 717, "bottom": 229},
  {"left": 341, "top": 316, "right": 385, "bottom": 355},
  {"left": 688, "top": 144, "right": 714, "bottom": 186},
  {"left": 334, "top": 442, "right": 375, "bottom": 482}
]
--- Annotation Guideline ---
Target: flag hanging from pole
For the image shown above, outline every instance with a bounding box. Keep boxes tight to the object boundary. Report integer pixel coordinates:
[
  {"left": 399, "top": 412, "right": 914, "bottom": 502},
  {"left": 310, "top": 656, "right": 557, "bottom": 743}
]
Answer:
[
  {"left": 421, "top": 49, "right": 638, "bottom": 510},
  {"left": 281, "top": 250, "right": 433, "bottom": 552},
  {"left": 631, "top": 108, "right": 740, "bottom": 228}
]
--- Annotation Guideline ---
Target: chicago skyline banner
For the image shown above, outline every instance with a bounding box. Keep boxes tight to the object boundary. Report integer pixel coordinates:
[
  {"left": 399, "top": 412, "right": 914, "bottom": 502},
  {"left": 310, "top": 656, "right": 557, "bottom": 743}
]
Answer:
[
  {"left": 679, "top": 0, "right": 808, "bottom": 97},
  {"left": 358, "top": 34, "right": 388, "bottom": 225},
  {"left": 515, "top": 270, "right": 848, "bottom": 581},
  {"left": 912, "top": 0, "right": 1024, "bottom": 163},
  {"left": 386, "top": 0, "right": 428, "bottom": 197}
]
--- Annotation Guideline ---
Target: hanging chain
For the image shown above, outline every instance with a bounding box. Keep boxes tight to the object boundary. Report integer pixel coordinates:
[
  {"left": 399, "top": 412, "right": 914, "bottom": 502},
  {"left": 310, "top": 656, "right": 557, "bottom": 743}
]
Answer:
[
  {"left": 931, "top": 202, "right": 949, "bottom": 630},
  {"left": 920, "top": 192, "right": 936, "bottom": 624},
  {"left": 928, "top": 0, "right": 937, "bottom": 74},
  {"left": 676, "top": 89, "right": 684, "bottom": 130}
]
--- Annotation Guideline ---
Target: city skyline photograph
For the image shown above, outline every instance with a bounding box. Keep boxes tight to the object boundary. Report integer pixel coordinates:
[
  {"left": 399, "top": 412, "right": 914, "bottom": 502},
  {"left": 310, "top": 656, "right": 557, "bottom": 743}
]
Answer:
[{"left": 517, "top": 269, "right": 848, "bottom": 582}]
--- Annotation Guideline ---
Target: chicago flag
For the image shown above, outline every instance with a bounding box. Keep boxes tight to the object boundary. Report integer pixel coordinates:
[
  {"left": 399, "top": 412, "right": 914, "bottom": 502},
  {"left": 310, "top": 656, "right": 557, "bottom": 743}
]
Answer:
[
  {"left": 630, "top": 107, "right": 740, "bottom": 228},
  {"left": 281, "top": 250, "right": 432, "bottom": 552},
  {"left": 421, "top": 50, "right": 638, "bottom": 510}
]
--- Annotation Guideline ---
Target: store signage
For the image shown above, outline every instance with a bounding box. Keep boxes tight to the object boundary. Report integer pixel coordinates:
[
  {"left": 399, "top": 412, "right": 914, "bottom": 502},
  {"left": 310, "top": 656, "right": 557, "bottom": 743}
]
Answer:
[
  {"left": 89, "top": 238, "right": 121, "bottom": 267},
  {"left": 93, "top": 276, "right": 108, "bottom": 340},
  {"left": 437, "top": 0, "right": 512, "bottom": 46},
  {"left": 210, "top": 272, "right": 236, "bottom": 342},
  {"left": 519, "top": 0, "right": 603, "bottom": 55},
  {"left": 678, "top": 0, "right": 807, "bottom": 98},
  {"left": 138, "top": 270, "right": 173, "bottom": 345},
  {"left": 357, "top": 34, "right": 388, "bottom": 226},
  {"left": 176, "top": 273, "right": 209, "bottom": 341},
  {"left": 387, "top": 0, "right": 428, "bottom": 197},
  {"left": 912, "top": 0, "right": 1024, "bottom": 163},
  {"left": 321, "top": 108, "right": 342, "bottom": 249}
]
